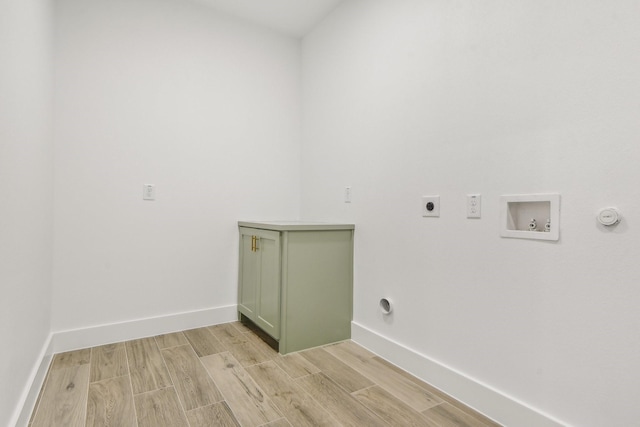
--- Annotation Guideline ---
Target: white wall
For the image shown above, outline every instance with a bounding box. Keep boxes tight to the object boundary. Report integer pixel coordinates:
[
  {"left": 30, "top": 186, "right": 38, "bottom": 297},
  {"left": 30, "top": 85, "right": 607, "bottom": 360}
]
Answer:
[
  {"left": 0, "top": 0, "right": 54, "bottom": 424},
  {"left": 53, "top": 0, "right": 301, "bottom": 332},
  {"left": 9, "top": 0, "right": 639, "bottom": 425},
  {"left": 301, "top": 1, "right": 640, "bottom": 426}
]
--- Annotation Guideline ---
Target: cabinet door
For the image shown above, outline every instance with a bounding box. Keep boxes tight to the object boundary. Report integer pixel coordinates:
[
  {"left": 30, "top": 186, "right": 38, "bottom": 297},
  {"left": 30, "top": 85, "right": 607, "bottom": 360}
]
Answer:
[
  {"left": 237, "top": 228, "right": 281, "bottom": 340},
  {"left": 254, "top": 230, "right": 281, "bottom": 339},
  {"left": 238, "top": 230, "right": 258, "bottom": 319}
]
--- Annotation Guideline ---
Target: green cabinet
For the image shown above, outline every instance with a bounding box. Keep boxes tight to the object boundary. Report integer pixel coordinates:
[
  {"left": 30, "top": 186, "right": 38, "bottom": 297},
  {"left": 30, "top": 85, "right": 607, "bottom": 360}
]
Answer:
[
  {"left": 238, "top": 228, "right": 281, "bottom": 339},
  {"left": 238, "top": 221, "right": 354, "bottom": 354}
]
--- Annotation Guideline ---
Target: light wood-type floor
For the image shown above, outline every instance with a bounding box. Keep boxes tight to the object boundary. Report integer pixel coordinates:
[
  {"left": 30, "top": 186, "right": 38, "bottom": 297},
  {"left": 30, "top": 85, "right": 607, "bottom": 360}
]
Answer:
[{"left": 29, "top": 322, "right": 502, "bottom": 427}]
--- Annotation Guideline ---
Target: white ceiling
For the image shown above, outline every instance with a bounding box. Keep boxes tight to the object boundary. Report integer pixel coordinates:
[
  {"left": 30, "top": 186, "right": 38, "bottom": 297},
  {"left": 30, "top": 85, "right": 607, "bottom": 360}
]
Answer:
[{"left": 195, "top": 0, "right": 345, "bottom": 37}]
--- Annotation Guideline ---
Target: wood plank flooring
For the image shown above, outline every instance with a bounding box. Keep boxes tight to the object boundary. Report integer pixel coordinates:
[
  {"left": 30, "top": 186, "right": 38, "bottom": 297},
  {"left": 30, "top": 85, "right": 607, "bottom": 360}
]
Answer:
[{"left": 29, "top": 322, "right": 502, "bottom": 427}]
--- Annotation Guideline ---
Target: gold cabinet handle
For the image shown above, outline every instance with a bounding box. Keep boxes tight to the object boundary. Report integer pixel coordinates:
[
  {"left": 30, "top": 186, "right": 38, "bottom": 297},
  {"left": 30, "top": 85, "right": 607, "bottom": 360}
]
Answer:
[{"left": 251, "top": 236, "right": 256, "bottom": 252}]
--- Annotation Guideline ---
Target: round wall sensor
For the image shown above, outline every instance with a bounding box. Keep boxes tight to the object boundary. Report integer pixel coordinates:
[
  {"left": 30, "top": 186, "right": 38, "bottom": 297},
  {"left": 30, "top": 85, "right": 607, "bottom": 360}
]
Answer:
[{"left": 597, "top": 208, "right": 621, "bottom": 226}]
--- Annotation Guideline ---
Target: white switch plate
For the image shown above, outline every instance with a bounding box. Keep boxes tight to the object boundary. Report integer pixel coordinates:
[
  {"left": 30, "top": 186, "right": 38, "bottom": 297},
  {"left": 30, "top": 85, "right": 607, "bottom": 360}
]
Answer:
[
  {"left": 344, "top": 186, "right": 352, "bottom": 203},
  {"left": 143, "top": 184, "right": 156, "bottom": 200},
  {"left": 467, "top": 194, "right": 481, "bottom": 218},
  {"left": 422, "top": 196, "right": 440, "bottom": 217}
]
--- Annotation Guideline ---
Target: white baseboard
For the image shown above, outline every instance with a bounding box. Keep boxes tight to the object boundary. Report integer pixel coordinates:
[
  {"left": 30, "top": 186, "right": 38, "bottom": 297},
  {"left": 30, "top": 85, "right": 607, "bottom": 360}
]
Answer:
[
  {"left": 351, "top": 321, "right": 567, "bottom": 427},
  {"left": 14, "top": 305, "right": 238, "bottom": 426},
  {"left": 11, "top": 334, "right": 53, "bottom": 427},
  {"left": 51, "top": 305, "right": 238, "bottom": 353}
]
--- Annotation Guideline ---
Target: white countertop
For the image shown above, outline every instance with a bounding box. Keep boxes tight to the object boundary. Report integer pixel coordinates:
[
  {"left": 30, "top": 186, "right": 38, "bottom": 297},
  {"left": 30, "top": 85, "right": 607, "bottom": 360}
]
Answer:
[{"left": 238, "top": 220, "right": 355, "bottom": 231}]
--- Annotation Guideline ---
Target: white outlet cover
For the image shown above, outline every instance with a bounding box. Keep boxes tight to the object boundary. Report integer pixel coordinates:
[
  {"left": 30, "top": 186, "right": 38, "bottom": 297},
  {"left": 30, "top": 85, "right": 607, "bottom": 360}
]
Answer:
[
  {"left": 422, "top": 196, "right": 440, "bottom": 217},
  {"left": 344, "top": 186, "right": 352, "bottom": 203},
  {"left": 143, "top": 184, "right": 156, "bottom": 200},
  {"left": 467, "top": 194, "right": 481, "bottom": 218}
]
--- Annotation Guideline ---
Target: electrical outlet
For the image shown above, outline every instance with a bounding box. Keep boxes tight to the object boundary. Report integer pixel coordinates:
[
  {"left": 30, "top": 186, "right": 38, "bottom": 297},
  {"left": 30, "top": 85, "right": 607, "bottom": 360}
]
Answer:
[
  {"left": 467, "top": 194, "right": 481, "bottom": 218},
  {"left": 143, "top": 184, "right": 155, "bottom": 200},
  {"left": 344, "top": 186, "right": 352, "bottom": 203},
  {"left": 422, "top": 196, "right": 440, "bottom": 217}
]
